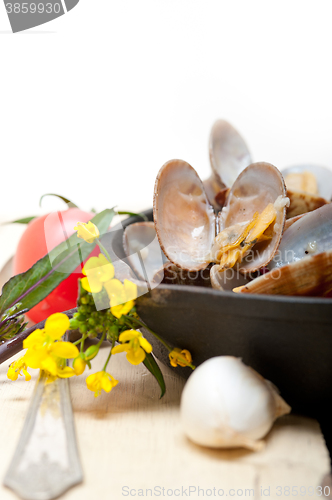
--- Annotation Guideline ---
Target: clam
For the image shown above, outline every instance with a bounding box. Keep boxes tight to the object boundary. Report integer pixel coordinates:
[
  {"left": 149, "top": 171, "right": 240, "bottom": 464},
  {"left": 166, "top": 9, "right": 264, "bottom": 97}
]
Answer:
[
  {"left": 153, "top": 159, "right": 216, "bottom": 271},
  {"left": 123, "top": 221, "right": 166, "bottom": 284},
  {"left": 204, "top": 120, "right": 252, "bottom": 208},
  {"left": 154, "top": 160, "right": 288, "bottom": 281},
  {"left": 215, "top": 162, "right": 288, "bottom": 274},
  {"left": 235, "top": 204, "right": 332, "bottom": 296},
  {"left": 282, "top": 164, "right": 332, "bottom": 218}
]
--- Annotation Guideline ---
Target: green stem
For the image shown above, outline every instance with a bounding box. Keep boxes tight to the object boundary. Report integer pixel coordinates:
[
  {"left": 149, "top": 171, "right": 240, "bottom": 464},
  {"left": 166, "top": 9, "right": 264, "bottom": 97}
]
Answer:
[
  {"left": 103, "top": 337, "right": 115, "bottom": 371},
  {"left": 97, "top": 331, "right": 106, "bottom": 348},
  {"left": 80, "top": 334, "right": 87, "bottom": 353},
  {"left": 96, "top": 238, "right": 113, "bottom": 264},
  {"left": 73, "top": 337, "right": 84, "bottom": 346}
]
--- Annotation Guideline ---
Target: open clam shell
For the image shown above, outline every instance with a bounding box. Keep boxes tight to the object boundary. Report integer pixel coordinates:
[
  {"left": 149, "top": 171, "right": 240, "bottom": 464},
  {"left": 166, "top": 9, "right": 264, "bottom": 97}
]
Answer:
[
  {"left": 123, "top": 221, "right": 166, "bottom": 282},
  {"left": 153, "top": 159, "right": 215, "bottom": 271},
  {"left": 218, "top": 162, "right": 287, "bottom": 274},
  {"left": 209, "top": 120, "right": 252, "bottom": 189}
]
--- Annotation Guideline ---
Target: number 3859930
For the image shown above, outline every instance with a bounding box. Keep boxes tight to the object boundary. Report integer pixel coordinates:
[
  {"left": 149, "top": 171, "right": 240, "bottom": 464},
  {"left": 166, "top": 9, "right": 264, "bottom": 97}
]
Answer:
[{"left": 5, "top": 3, "right": 61, "bottom": 14}]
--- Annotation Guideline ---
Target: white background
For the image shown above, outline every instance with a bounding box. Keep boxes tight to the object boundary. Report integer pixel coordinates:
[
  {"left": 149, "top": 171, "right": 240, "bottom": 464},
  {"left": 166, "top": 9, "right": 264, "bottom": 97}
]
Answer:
[{"left": 1, "top": 0, "right": 332, "bottom": 262}]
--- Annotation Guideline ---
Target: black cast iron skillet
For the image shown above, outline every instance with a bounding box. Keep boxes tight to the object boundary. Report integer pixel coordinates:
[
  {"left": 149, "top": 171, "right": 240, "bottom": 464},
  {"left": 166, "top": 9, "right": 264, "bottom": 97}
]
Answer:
[{"left": 105, "top": 209, "right": 332, "bottom": 464}]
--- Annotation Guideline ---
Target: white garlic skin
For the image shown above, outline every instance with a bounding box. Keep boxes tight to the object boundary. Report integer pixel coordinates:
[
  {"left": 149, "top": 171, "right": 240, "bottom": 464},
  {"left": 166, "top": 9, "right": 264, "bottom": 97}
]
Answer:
[{"left": 180, "top": 356, "right": 290, "bottom": 450}]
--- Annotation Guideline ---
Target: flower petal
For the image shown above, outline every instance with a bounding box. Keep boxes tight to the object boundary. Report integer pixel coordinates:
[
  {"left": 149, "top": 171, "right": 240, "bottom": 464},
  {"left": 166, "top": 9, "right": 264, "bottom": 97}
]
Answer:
[
  {"left": 124, "top": 280, "right": 138, "bottom": 301},
  {"left": 100, "top": 263, "right": 115, "bottom": 282},
  {"left": 81, "top": 277, "right": 93, "bottom": 293},
  {"left": 120, "top": 300, "right": 135, "bottom": 316},
  {"left": 84, "top": 276, "right": 103, "bottom": 294},
  {"left": 111, "top": 344, "right": 127, "bottom": 355},
  {"left": 105, "top": 279, "right": 126, "bottom": 306},
  {"left": 23, "top": 329, "right": 44, "bottom": 349},
  {"left": 7, "top": 366, "right": 18, "bottom": 381},
  {"left": 139, "top": 337, "right": 153, "bottom": 354},
  {"left": 86, "top": 372, "right": 98, "bottom": 391},
  {"left": 108, "top": 374, "right": 119, "bottom": 388},
  {"left": 41, "top": 356, "right": 58, "bottom": 376},
  {"left": 110, "top": 305, "right": 123, "bottom": 319},
  {"left": 118, "top": 329, "right": 140, "bottom": 342},
  {"left": 45, "top": 313, "right": 70, "bottom": 340},
  {"left": 24, "top": 348, "right": 47, "bottom": 369},
  {"left": 84, "top": 256, "right": 102, "bottom": 272},
  {"left": 51, "top": 341, "right": 79, "bottom": 359},
  {"left": 126, "top": 347, "right": 146, "bottom": 365},
  {"left": 22, "top": 368, "right": 31, "bottom": 381},
  {"left": 57, "top": 366, "right": 76, "bottom": 378},
  {"left": 101, "top": 375, "right": 113, "bottom": 393}
]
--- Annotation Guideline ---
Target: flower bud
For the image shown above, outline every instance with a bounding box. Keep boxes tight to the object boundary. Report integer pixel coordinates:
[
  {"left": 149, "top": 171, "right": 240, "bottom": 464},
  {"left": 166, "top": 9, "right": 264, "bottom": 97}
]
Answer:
[
  {"left": 73, "top": 355, "right": 86, "bottom": 375},
  {"left": 74, "top": 221, "right": 100, "bottom": 244},
  {"left": 85, "top": 345, "right": 99, "bottom": 361},
  {"left": 69, "top": 318, "right": 80, "bottom": 330}
]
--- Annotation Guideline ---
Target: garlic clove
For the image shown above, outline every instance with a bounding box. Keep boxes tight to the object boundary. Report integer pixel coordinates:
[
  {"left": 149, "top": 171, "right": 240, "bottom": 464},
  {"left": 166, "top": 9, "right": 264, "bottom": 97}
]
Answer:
[{"left": 180, "top": 356, "right": 290, "bottom": 451}]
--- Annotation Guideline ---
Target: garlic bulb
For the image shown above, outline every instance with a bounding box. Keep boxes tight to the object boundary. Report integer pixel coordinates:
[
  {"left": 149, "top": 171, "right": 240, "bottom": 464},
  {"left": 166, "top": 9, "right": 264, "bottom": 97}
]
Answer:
[{"left": 180, "top": 356, "right": 291, "bottom": 451}]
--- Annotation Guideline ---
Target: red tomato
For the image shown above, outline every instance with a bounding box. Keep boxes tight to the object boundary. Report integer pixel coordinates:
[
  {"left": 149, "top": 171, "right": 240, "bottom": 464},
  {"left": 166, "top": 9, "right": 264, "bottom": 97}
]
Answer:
[{"left": 13, "top": 208, "right": 99, "bottom": 323}]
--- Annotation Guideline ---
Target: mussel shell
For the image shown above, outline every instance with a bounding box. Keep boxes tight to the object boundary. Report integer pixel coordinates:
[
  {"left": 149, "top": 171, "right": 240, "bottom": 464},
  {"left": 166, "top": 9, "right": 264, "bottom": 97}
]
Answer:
[
  {"left": 153, "top": 159, "right": 215, "bottom": 271},
  {"left": 209, "top": 119, "right": 252, "bottom": 189},
  {"left": 282, "top": 164, "right": 332, "bottom": 201},
  {"left": 270, "top": 203, "right": 332, "bottom": 269},
  {"left": 218, "top": 162, "right": 287, "bottom": 273},
  {"left": 123, "top": 221, "right": 166, "bottom": 283}
]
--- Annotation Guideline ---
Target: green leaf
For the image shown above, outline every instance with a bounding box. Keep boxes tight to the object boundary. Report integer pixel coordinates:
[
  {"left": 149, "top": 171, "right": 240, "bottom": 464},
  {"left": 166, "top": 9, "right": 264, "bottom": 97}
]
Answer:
[
  {"left": 143, "top": 352, "right": 166, "bottom": 398},
  {"left": 118, "top": 211, "right": 148, "bottom": 221},
  {"left": 39, "top": 193, "right": 79, "bottom": 209},
  {"left": 0, "top": 209, "right": 115, "bottom": 316},
  {"left": 1, "top": 216, "right": 36, "bottom": 225}
]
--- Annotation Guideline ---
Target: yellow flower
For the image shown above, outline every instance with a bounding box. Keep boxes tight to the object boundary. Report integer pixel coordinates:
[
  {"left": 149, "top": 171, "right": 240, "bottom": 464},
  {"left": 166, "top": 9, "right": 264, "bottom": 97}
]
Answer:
[
  {"left": 74, "top": 221, "right": 100, "bottom": 243},
  {"left": 23, "top": 313, "right": 78, "bottom": 379},
  {"left": 104, "top": 279, "right": 137, "bottom": 318},
  {"left": 86, "top": 371, "right": 119, "bottom": 397},
  {"left": 111, "top": 330, "right": 152, "bottom": 365},
  {"left": 169, "top": 348, "right": 193, "bottom": 368},
  {"left": 7, "top": 356, "right": 31, "bottom": 382},
  {"left": 81, "top": 254, "right": 115, "bottom": 293}
]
